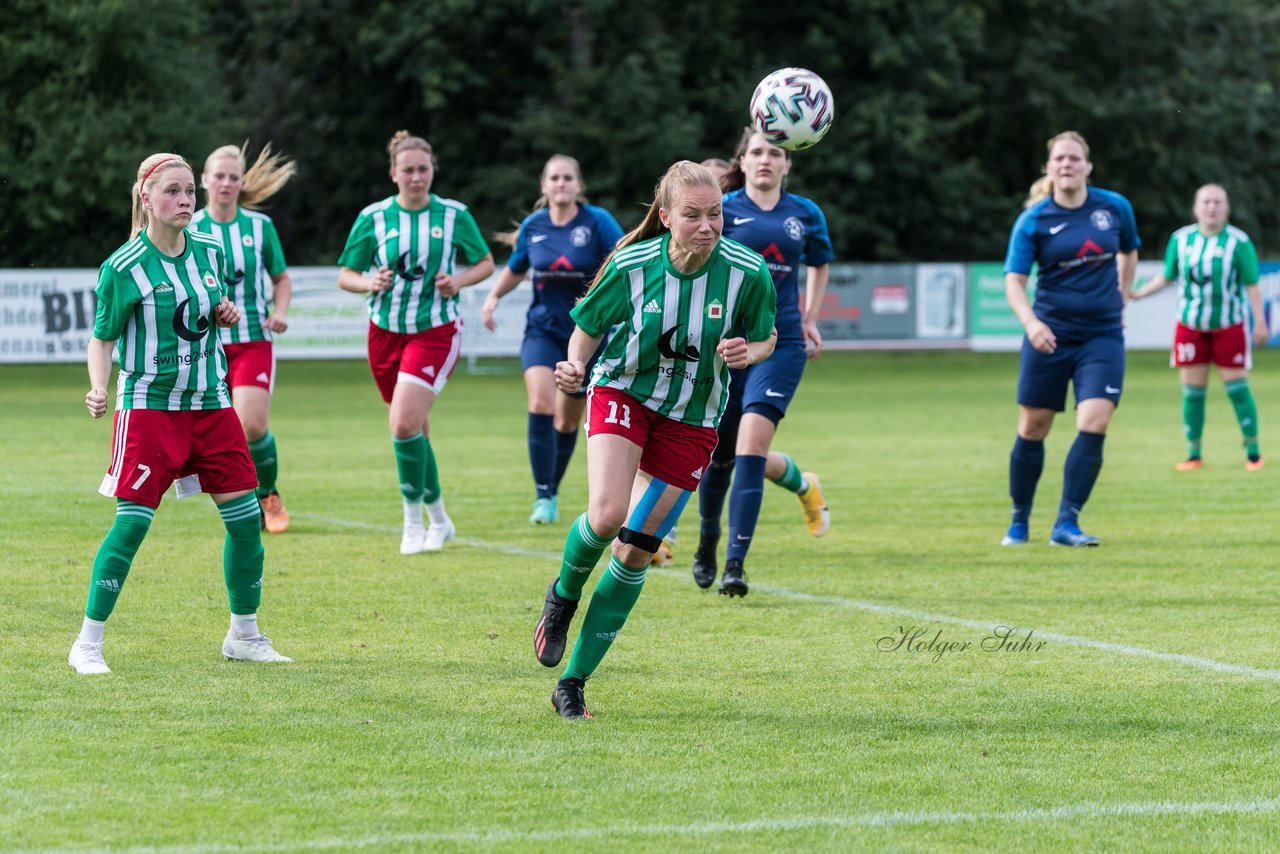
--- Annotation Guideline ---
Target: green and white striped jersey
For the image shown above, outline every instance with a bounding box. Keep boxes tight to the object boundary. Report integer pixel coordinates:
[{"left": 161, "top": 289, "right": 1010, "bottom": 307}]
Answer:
[
  {"left": 93, "top": 230, "right": 231, "bottom": 411},
  {"left": 571, "top": 234, "right": 776, "bottom": 428},
  {"left": 337, "top": 194, "right": 490, "bottom": 333},
  {"left": 1164, "top": 224, "right": 1259, "bottom": 330},
  {"left": 191, "top": 207, "right": 287, "bottom": 344}
]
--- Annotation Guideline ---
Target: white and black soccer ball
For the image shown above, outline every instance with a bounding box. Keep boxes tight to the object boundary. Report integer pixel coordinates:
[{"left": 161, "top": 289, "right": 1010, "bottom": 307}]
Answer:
[{"left": 749, "top": 68, "right": 834, "bottom": 151}]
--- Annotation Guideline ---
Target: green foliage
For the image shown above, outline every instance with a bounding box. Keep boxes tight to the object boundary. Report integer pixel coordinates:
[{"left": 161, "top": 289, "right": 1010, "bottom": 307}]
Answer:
[
  {"left": 0, "top": 0, "right": 228, "bottom": 265},
  {"left": 3, "top": 0, "right": 1280, "bottom": 266}
]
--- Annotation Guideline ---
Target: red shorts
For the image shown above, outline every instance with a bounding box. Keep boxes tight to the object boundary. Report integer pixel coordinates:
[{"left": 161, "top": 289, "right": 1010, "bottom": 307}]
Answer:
[
  {"left": 586, "top": 385, "right": 719, "bottom": 491},
  {"left": 367, "top": 320, "right": 462, "bottom": 403},
  {"left": 224, "top": 340, "right": 276, "bottom": 392},
  {"left": 99, "top": 409, "right": 258, "bottom": 508},
  {"left": 1172, "top": 322, "right": 1250, "bottom": 369}
]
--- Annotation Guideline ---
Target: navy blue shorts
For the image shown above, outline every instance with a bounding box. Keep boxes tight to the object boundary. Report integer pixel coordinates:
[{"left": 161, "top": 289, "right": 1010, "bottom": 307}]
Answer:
[
  {"left": 712, "top": 340, "right": 807, "bottom": 462},
  {"left": 1017, "top": 331, "right": 1125, "bottom": 411},
  {"left": 738, "top": 339, "right": 807, "bottom": 418},
  {"left": 521, "top": 327, "right": 569, "bottom": 372},
  {"left": 521, "top": 327, "right": 604, "bottom": 397}
]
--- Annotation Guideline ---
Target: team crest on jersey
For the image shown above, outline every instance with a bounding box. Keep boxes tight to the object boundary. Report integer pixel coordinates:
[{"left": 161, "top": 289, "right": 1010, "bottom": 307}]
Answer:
[
  {"left": 1090, "top": 210, "right": 1114, "bottom": 231},
  {"left": 203, "top": 273, "right": 219, "bottom": 289},
  {"left": 242, "top": 235, "right": 254, "bottom": 247},
  {"left": 431, "top": 226, "right": 444, "bottom": 239},
  {"left": 571, "top": 226, "right": 592, "bottom": 247},
  {"left": 154, "top": 282, "right": 173, "bottom": 293},
  {"left": 707, "top": 300, "right": 723, "bottom": 320},
  {"left": 783, "top": 216, "right": 805, "bottom": 241}
]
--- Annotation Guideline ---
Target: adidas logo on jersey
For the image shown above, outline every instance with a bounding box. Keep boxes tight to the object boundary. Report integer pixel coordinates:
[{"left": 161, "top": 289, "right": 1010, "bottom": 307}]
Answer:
[
  {"left": 96, "top": 579, "right": 121, "bottom": 593},
  {"left": 256, "top": 372, "right": 270, "bottom": 384},
  {"left": 422, "top": 365, "right": 436, "bottom": 377},
  {"left": 155, "top": 282, "right": 173, "bottom": 293},
  {"left": 691, "top": 466, "right": 703, "bottom": 480},
  {"left": 643, "top": 299, "right": 662, "bottom": 314}
]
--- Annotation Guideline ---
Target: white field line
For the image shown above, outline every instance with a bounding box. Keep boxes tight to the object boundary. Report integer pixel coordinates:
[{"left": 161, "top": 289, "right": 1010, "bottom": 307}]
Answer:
[
  {"left": 300, "top": 512, "right": 1280, "bottom": 683},
  {"left": 22, "top": 796, "right": 1280, "bottom": 852}
]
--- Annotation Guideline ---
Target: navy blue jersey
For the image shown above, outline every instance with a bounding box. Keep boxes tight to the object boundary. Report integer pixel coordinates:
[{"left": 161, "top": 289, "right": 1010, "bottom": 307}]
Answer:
[
  {"left": 1004, "top": 187, "right": 1140, "bottom": 340},
  {"left": 506, "top": 204, "right": 624, "bottom": 339},
  {"left": 722, "top": 189, "right": 833, "bottom": 341}
]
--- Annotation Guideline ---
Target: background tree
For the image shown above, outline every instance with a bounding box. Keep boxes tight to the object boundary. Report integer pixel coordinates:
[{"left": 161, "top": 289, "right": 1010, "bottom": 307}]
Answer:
[{"left": 2, "top": 0, "right": 1278, "bottom": 267}]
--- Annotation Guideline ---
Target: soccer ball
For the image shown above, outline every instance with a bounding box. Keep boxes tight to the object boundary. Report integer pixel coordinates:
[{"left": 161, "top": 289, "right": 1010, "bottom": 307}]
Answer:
[{"left": 749, "top": 68, "right": 834, "bottom": 151}]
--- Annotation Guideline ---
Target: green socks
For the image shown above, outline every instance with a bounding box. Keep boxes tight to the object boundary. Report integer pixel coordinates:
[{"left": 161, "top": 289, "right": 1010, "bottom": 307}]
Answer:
[
  {"left": 555, "top": 512, "right": 614, "bottom": 601},
  {"left": 770, "top": 453, "right": 808, "bottom": 494},
  {"left": 218, "top": 493, "right": 264, "bottom": 615},
  {"left": 247, "top": 431, "right": 279, "bottom": 497},
  {"left": 423, "top": 437, "right": 441, "bottom": 504},
  {"left": 562, "top": 556, "right": 647, "bottom": 682},
  {"left": 393, "top": 433, "right": 427, "bottom": 502},
  {"left": 392, "top": 432, "right": 442, "bottom": 504},
  {"left": 1225, "top": 379, "right": 1260, "bottom": 458},
  {"left": 85, "top": 500, "right": 154, "bottom": 621},
  {"left": 85, "top": 495, "right": 264, "bottom": 622},
  {"left": 1182, "top": 384, "right": 1206, "bottom": 459}
]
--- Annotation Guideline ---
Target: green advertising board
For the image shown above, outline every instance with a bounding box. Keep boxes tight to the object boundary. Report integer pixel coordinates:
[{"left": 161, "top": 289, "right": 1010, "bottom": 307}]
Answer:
[{"left": 969, "top": 262, "right": 1035, "bottom": 351}]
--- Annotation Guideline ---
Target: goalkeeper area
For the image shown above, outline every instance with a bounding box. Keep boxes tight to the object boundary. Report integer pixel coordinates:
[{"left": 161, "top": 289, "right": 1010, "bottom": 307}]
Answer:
[{"left": 5, "top": 351, "right": 1280, "bottom": 851}]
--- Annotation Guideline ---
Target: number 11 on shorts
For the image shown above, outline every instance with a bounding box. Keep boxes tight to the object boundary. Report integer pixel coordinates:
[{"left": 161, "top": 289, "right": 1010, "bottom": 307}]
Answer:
[{"left": 603, "top": 400, "right": 632, "bottom": 429}]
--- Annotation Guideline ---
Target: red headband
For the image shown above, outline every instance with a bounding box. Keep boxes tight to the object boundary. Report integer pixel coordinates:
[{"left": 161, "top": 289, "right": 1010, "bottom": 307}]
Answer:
[{"left": 139, "top": 157, "right": 178, "bottom": 187}]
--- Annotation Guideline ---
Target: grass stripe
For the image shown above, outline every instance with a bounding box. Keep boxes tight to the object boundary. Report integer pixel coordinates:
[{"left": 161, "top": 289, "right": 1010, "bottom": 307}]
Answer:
[{"left": 297, "top": 512, "right": 1280, "bottom": 683}]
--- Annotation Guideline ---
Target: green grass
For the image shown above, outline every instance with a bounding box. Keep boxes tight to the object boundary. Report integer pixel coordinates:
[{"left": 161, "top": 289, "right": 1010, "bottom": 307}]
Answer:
[{"left": 4, "top": 351, "right": 1280, "bottom": 852}]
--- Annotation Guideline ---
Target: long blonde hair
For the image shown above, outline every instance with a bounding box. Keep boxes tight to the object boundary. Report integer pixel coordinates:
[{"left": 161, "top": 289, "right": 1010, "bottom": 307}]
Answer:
[
  {"left": 130, "top": 153, "right": 192, "bottom": 239},
  {"left": 585, "top": 160, "right": 719, "bottom": 294},
  {"left": 1023, "top": 130, "right": 1091, "bottom": 208},
  {"left": 204, "top": 142, "right": 296, "bottom": 210},
  {"left": 494, "top": 154, "right": 589, "bottom": 248}
]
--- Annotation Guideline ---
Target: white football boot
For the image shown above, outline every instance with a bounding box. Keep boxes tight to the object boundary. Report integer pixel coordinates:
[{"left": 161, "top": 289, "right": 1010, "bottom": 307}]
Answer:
[
  {"left": 223, "top": 633, "right": 292, "bottom": 663},
  {"left": 69, "top": 639, "right": 111, "bottom": 675},
  {"left": 423, "top": 519, "right": 455, "bottom": 552}
]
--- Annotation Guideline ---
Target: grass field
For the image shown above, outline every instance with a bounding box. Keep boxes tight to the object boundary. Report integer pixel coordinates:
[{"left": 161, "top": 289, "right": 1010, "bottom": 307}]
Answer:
[{"left": 4, "top": 350, "right": 1280, "bottom": 852}]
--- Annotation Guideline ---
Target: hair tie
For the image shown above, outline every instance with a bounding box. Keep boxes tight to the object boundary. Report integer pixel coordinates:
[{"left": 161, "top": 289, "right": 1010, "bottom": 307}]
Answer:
[{"left": 139, "top": 157, "right": 178, "bottom": 187}]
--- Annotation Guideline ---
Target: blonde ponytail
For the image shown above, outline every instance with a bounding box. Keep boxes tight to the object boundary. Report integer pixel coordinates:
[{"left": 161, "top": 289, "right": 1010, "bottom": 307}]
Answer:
[
  {"left": 203, "top": 142, "right": 296, "bottom": 210},
  {"left": 585, "top": 160, "right": 718, "bottom": 294}
]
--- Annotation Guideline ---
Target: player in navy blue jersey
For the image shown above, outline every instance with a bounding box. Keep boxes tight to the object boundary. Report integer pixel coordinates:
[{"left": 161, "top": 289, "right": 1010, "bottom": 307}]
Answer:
[
  {"left": 1002, "top": 131, "right": 1140, "bottom": 548},
  {"left": 483, "top": 155, "right": 625, "bottom": 525},
  {"left": 683, "top": 128, "right": 833, "bottom": 596}
]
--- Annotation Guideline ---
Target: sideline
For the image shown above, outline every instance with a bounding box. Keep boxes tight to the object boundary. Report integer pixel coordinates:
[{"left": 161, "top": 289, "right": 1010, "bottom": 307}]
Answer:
[
  {"left": 27, "top": 796, "right": 1280, "bottom": 852},
  {"left": 298, "top": 512, "right": 1280, "bottom": 683}
]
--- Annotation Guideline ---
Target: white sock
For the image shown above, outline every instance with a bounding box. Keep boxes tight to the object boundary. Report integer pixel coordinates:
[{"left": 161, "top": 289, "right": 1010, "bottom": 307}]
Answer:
[
  {"left": 230, "top": 613, "right": 259, "bottom": 639},
  {"left": 403, "top": 497, "right": 424, "bottom": 529},
  {"left": 797, "top": 475, "right": 810, "bottom": 494},
  {"left": 78, "top": 617, "right": 105, "bottom": 644},
  {"left": 425, "top": 498, "right": 450, "bottom": 527}
]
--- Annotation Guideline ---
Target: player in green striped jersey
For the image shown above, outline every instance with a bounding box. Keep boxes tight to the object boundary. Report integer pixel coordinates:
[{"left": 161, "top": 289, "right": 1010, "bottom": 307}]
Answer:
[
  {"left": 193, "top": 142, "right": 297, "bottom": 532},
  {"left": 1132, "top": 184, "right": 1268, "bottom": 469},
  {"left": 532, "top": 161, "right": 777, "bottom": 719},
  {"left": 70, "top": 153, "right": 290, "bottom": 675},
  {"left": 338, "top": 131, "right": 495, "bottom": 555}
]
